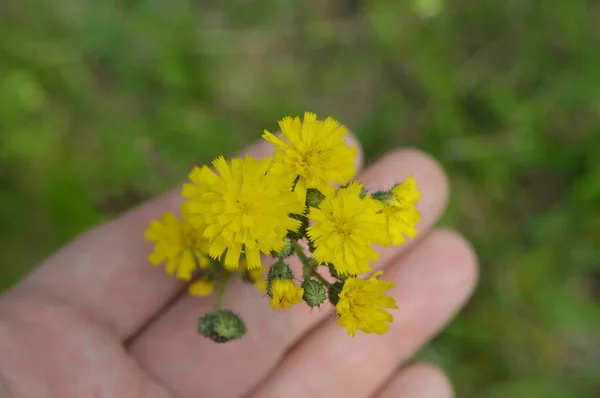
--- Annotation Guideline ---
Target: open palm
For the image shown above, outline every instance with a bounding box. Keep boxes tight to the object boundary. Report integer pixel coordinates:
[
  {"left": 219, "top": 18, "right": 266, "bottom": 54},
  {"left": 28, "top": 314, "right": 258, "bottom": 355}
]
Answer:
[{"left": 0, "top": 136, "right": 478, "bottom": 398}]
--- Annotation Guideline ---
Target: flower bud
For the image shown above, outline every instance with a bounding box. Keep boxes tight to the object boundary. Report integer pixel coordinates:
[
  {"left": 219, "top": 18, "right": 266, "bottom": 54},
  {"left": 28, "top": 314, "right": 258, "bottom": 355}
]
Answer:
[
  {"left": 197, "top": 309, "right": 246, "bottom": 343},
  {"left": 328, "top": 281, "right": 345, "bottom": 306},
  {"left": 266, "top": 259, "right": 293, "bottom": 296},
  {"left": 306, "top": 188, "right": 326, "bottom": 207},
  {"left": 271, "top": 236, "right": 294, "bottom": 258},
  {"left": 301, "top": 279, "right": 327, "bottom": 307},
  {"left": 371, "top": 190, "right": 396, "bottom": 204}
]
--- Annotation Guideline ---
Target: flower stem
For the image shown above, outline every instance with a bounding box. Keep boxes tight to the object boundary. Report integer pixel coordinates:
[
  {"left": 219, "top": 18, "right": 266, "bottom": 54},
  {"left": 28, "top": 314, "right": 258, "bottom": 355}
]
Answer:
[
  {"left": 310, "top": 268, "right": 333, "bottom": 288},
  {"left": 292, "top": 241, "right": 332, "bottom": 288},
  {"left": 215, "top": 271, "right": 231, "bottom": 309},
  {"left": 293, "top": 240, "right": 310, "bottom": 266}
]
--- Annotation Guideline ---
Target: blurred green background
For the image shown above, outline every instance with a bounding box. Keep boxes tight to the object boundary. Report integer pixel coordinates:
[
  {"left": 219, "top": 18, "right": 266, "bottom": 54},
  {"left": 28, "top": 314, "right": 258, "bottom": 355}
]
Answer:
[{"left": 1, "top": 0, "right": 599, "bottom": 396}]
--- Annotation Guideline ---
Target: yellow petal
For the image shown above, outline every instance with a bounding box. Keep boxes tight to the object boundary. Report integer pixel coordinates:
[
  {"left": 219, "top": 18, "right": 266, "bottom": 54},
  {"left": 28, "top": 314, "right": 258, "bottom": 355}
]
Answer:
[{"left": 188, "top": 278, "right": 215, "bottom": 297}]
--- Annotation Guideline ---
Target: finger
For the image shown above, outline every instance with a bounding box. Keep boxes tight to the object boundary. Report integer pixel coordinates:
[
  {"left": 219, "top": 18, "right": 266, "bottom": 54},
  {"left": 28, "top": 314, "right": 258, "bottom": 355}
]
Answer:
[
  {"left": 129, "top": 149, "right": 450, "bottom": 398},
  {"left": 9, "top": 136, "right": 362, "bottom": 340},
  {"left": 376, "top": 363, "right": 453, "bottom": 398},
  {"left": 249, "top": 229, "right": 477, "bottom": 398}
]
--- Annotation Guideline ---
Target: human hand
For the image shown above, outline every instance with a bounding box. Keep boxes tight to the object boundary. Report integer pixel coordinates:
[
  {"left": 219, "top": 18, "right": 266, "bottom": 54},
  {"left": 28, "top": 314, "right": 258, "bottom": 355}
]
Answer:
[{"left": 0, "top": 134, "right": 478, "bottom": 398}]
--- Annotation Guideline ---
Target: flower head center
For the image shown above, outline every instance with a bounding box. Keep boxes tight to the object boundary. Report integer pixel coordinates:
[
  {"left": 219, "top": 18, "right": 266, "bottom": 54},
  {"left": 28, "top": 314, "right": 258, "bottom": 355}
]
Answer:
[
  {"left": 236, "top": 199, "right": 258, "bottom": 216},
  {"left": 332, "top": 216, "right": 355, "bottom": 237},
  {"left": 297, "top": 149, "right": 322, "bottom": 172},
  {"left": 278, "top": 297, "right": 290, "bottom": 308}
]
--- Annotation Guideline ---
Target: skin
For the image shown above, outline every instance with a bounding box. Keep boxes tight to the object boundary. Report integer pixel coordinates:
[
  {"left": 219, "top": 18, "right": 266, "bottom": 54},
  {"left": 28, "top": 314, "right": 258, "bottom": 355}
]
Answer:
[{"left": 0, "top": 135, "right": 478, "bottom": 398}]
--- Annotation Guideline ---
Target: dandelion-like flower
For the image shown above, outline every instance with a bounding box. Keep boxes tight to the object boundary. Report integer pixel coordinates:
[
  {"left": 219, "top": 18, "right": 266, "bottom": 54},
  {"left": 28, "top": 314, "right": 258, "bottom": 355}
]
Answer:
[
  {"left": 263, "top": 112, "right": 356, "bottom": 200},
  {"left": 182, "top": 155, "right": 305, "bottom": 270},
  {"left": 307, "top": 182, "right": 386, "bottom": 275},
  {"left": 145, "top": 211, "right": 209, "bottom": 280},
  {"left": 270, "top": 279, "right": 304, "bottom": 310},
  {"left": 378, "top": 176, "right": 422, "bottom": 245},
  {"left": 335, "top": 271, "right": 398, "bottom": 336}
]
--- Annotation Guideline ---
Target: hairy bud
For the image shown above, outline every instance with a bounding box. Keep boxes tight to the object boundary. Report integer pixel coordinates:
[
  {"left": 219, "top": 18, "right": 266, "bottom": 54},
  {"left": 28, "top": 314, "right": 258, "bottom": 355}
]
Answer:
[
  {"left": 198, "top": 309, "right": 246, "bottom": 343},
  {"left": 272, "top": 236, "right": 294, "bottom": 258},
  {"left": 301, "top": 279, "right": 327, "bottom": 307},
  {"left": 371, "top": 190, "right": 396, "bottom": 204},
  {"left": 266, "top": 259, "right": 293, "bottom": 296}
]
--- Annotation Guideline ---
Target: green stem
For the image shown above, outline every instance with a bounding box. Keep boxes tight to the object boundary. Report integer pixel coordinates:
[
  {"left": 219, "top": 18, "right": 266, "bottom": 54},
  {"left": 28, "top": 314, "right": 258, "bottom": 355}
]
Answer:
[
  {"left": 310, "top": 268, "right": 333, "bottom": 288},
  {"left": 215, "top": 271, "right": 231, "bottom": 310},
  {"left": 293, "top": 240, "right": 311, "bottom": 265},
  {"left": 292, "top": 241, "right": 332, "bottom": 288}
]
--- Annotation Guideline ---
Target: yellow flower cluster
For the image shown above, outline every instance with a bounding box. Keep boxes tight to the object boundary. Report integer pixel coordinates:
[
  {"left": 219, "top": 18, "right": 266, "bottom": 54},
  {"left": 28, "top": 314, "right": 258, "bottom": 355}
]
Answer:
[{"left": 144, "top": 112, "right": 422, "bottom": 342}]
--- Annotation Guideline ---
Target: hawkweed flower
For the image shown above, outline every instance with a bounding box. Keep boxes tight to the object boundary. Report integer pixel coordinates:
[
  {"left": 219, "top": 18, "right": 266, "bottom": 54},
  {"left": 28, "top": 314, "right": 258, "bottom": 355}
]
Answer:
[
  {"left": 181, "top": 155, "right": 305, "bottom": 270},
  {"left": 307, "top": 182, "right": 386, "bottom": 275},
  {"left": 263, "top": 112, "right": 356, "bottom": 201},
  {"left": 335, "top": 271, "right": 398, "bottom": 336},
  {"left": 144, "top": 211, "right": 209, "bottom": 280},
  {"left": 270, "top": 279, "right": 304, "bottom": 310},
  {"left": 374, "top": 176, "right": 422, "bottom": 245}
]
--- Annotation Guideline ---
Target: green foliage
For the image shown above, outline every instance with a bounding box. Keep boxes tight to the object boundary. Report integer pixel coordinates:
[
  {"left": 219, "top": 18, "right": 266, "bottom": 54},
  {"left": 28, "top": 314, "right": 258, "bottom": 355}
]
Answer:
[{"left": 1, "top": 0, "right": 599, "bottom": 396}]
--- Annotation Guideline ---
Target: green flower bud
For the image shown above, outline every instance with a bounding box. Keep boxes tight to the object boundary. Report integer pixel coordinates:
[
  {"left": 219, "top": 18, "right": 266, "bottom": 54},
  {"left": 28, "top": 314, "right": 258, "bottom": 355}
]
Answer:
[
  {"left": 197, "top": 309, "right": 246, "bottom": 343},
  {"left": 301, "top": 279, "right": 327, "bottom": 307},
  {"left": 328, "top": 281, "right": 345, "bottom": 306},
  {"left": 271, "top": 236, "right": 294, "bottom": 258},
  {"left": 266, "top": 259, "right": 293, "bottom": 296},
  {"left": 306, "top": 188, "right": 326, "bottom": 207},
  {"left": 371, "top": 190, "right": 396, "bottom": 204},
  {"left": 286, "top": 213, "right": 309, "bottom": 240}
]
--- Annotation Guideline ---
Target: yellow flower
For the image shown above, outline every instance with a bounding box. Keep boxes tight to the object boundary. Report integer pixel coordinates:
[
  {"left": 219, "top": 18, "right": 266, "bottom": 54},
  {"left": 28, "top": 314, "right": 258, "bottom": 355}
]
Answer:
[
  {"left": 145, "top": 211, "right": 209, "bottom": 280},
  {"left": 262, "top": 112, "right": 356, "bottom": 201},
  {"left": 188, "top": 277, "right": 216, "bottom": 297},
  {"left": 181, "top": 155, "right": 305, "bottom": 270},
  {"left": 379, "top": 176, "right": 422, "bottom": 245},
  {"left": 335, "top": 271, "right": 398, "bottom": 336},
  {"left": 270, "top": 279, "right": 304, "bottom": 310},
  {"left": 307, "top": 182, "right": 386, "bottom": 276}
]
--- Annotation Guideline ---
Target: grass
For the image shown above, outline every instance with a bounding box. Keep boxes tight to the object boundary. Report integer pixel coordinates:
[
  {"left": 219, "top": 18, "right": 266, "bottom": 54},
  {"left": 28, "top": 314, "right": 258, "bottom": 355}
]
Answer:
[{"left": 1, "top": 1, "right": 599, "bottom": 396}]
